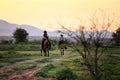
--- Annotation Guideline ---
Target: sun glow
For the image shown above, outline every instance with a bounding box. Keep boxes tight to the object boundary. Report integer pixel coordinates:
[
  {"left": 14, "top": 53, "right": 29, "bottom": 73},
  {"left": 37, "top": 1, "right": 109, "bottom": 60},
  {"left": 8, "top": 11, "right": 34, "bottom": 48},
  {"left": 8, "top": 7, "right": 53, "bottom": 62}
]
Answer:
[{"left": 0, "top": 0, "right": 120, "bottom": 31}]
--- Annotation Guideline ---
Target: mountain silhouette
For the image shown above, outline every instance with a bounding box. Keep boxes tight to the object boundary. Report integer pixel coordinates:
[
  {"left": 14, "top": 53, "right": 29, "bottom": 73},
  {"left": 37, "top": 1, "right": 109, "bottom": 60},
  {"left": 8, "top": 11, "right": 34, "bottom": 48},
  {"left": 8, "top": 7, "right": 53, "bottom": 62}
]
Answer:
[{"left": 0, "top": 20, "right": 59, "bottom": 36}]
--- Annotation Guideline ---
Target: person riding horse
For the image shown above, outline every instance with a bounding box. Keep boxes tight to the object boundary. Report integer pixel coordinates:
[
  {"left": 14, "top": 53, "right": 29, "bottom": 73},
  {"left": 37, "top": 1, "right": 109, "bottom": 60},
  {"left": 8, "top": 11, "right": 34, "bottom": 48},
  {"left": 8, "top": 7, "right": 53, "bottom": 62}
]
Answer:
[
  {"left": 41, "top": 30, "right": 51, "bottom": 56},
  {"left": 58, "top": 34, "right": 66, "bottom": 55},
  {"left": 58, "top": 34, "right": 64, "bottom": 48},
  {"left": 42, "top": 30, "right": 48, "bottom": 47}
]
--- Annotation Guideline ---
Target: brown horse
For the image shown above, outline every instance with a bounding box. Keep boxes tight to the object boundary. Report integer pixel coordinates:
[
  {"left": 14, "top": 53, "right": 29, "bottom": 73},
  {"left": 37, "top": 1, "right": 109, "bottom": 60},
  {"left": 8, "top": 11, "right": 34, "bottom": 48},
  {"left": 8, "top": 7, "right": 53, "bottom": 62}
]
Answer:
[
  {"left": 41, "top": 38, "right": 51, "bottom": 56},
  {"left": 58, "top": 42, "right": 65, "bottom": 55}
]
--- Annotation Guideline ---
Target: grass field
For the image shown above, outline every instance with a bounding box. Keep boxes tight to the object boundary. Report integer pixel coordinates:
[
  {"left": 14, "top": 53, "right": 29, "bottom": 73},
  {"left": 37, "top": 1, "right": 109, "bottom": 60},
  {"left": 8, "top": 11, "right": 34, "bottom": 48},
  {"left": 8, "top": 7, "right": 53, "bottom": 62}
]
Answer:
[{"left": 0, "top": 45, "right": 120, "bottom": 80}]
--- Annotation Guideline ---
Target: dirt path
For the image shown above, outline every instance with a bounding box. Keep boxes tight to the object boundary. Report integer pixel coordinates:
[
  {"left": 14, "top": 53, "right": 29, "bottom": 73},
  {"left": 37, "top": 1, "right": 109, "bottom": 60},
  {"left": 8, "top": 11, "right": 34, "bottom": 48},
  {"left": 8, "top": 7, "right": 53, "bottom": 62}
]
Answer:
[
  {"left": 0, "top": 57, "right": 59, "bottom": 80},
  {"left": 8, "top": 58, "right": 67, "bottom": 80},
  {"left": 0, "top": 53, "right": 81, "bottom": 80},
  {"left": 1, "top": 58, "right": 42, "bottom": 70}
]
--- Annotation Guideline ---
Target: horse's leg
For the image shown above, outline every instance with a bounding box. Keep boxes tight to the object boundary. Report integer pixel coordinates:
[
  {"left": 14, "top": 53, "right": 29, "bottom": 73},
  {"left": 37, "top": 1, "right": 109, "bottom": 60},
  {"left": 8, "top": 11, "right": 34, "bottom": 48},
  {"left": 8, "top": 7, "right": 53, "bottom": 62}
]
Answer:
[
  {"left": 45, "top": 48, "right": 49, "bottom": 56},
  {"left": 63, "top": 49, "right": 64, "bottom": 55},
  {"left": 44, "top": 50, "right": 46, "bottom": 56},
  {"left": 61, "top": 50, "right": 62, "bottom": 55},
  {"left": 61, "top": 48, "right": 64, "bottom": 55},
  {"left": 41, "top": 49, "right": 42, "bottom": 56},
  {"left": 60, "top": 49, "right": 62, "bottom": 55},
  {"left": 47, "top": 49, "right": 49, "bottom": 56},
  {"left": 61, "top": 49, "right": 63, "bottom": 55}
]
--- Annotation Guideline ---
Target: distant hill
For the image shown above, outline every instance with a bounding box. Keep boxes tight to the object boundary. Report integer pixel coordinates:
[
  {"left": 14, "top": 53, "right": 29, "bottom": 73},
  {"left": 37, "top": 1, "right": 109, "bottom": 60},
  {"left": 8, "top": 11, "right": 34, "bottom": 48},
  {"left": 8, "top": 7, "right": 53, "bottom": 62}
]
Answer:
[
  {"left": 0, "top": 19, "right": 59, "bottom": 37},
  {"left": 0, "top": 19, "right": 112, "bottom": 41}
]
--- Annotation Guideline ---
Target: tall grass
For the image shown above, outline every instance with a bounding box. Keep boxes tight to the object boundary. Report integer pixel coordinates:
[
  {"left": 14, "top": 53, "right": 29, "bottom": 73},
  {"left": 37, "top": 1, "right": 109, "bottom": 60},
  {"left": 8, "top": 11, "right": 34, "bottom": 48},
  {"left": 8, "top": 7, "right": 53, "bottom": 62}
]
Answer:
[{"left": 0, "top": 51, "right": 40, "bottom": 68}]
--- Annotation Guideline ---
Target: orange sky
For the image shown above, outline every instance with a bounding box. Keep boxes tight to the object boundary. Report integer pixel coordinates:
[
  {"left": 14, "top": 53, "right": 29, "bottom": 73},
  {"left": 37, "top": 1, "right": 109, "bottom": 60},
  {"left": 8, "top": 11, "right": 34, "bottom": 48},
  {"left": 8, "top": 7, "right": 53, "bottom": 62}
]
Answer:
[{"left": 0, "top": 0, "right": 120, "bottom": 31}]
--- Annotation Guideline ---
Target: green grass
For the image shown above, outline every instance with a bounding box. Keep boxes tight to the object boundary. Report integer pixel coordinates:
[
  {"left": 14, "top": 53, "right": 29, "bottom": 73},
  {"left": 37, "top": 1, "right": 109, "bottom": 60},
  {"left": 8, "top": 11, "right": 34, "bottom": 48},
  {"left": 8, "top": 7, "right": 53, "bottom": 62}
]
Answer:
[
  {"left": 0, "top": 41, "right": 58, "bottom": 51},
  {"left": 13, "top": 62, "right": 37, "bottom": 70},
  {"left": 54, "top": 58, "right": 90, "bottom": 79},
  {"left": 0, "top": 44, "right": 15, "bottom": 51},
  {"left": 0, "top": 51, "right": 41, "bottom": 68},
  {"left": 35, "top": 57, "right": 52, "bottom": 63},
  {"left": 14, "top": 44, "right": 41, "bottom": 51},
  {"left": 100, "top": 54, "right": 120, "bottom": 80},
  {"left": 0, "top": 45, "right": 120, "bottom": 80},
  {"left": 104, "top": 47, "right": 120, "bottom": 54},
  {"left": 35, "top": 58, "right": 89, "bottom": 80},
  {"left": 35, "top": 52, "right": 120, "bottom": 80},
  {"left": 0, "top": 73, "right": 11, "bottom": 77},
  {"left": 0, "top": 62, "right": 10, "bottom": 67},
  {"left": 35, "top": 64, "right": 78, "bottom": 79},
  {"left": 0, "top": 44, "right": 41, "bottom": 51},
  {"left": 35, "top": 64, "right": 55, "bottom": 77}
]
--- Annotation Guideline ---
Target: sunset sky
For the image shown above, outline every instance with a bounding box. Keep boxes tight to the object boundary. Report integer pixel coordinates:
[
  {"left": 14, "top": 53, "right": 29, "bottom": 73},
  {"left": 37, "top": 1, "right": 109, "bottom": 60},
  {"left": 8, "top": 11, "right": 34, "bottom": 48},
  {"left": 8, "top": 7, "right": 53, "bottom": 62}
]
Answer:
[{"left": 0, "top": 0, "right": 120, "bottom": 31}]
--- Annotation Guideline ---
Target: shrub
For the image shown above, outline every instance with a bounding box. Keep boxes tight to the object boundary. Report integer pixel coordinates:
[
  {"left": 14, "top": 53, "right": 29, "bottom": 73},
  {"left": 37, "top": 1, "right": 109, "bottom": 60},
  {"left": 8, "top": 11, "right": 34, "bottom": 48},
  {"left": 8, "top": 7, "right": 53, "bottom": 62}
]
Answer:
[
  {"left": 55, "top": 67, "right": 77, "bottom": 80},
  {"left": 13, "top": 28, "right": 28, "bottom": 43},
  {"left": 0, "top": 45, "right": 15, "bottom": 51},
  {"left": 101, "top": 56, "right": 120, "bottom": 80},
  {"left": 41, "top": 64, "right": 55, "bottom": 71},
  {"left": 35, "top": 64, "right": 55, "bottom": 77}
]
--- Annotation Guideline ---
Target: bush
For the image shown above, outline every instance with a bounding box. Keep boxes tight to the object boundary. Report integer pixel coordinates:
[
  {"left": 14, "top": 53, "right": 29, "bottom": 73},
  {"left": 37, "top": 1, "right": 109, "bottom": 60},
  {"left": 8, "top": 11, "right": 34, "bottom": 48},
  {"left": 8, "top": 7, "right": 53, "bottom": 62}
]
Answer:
[
  {"left": 42, "top": 63, "right": 55, "bottom": 71},
  {"left": 55, "top": 67, "right": 77, "bottom": 80},
  {"left": 101, "top": 56, "right": 120, "bottom": 80},
  {"left": 0, "top": 45, "right": 15, "bottom": 51},
  {"left": 35, "top": 64, "right": 55, "bottom": 77},
  {"left": 0, "top": 40, "right": 13, "bottom": 44},
  {"left": 13, "top": 28, "right": 28, "bottom": 43}
]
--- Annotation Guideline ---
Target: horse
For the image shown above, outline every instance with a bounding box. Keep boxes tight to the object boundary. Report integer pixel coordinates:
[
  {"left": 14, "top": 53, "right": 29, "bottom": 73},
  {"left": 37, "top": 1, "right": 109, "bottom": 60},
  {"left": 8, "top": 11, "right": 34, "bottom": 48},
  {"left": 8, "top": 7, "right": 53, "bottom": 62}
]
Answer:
[
  {"left": 41, "top": 38, "right": 51, "bottom": 56},
  {"left": 58, "top": 42, "right": 65, "bottom": 55}
]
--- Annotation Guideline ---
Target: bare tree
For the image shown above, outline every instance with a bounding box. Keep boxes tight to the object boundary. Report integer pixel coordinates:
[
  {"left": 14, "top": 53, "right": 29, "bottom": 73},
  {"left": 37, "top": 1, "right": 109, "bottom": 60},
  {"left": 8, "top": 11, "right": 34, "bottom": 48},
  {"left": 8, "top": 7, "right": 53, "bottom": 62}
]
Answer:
[{"left": 58, "top": 10, "right": 116, "bottom": 80}]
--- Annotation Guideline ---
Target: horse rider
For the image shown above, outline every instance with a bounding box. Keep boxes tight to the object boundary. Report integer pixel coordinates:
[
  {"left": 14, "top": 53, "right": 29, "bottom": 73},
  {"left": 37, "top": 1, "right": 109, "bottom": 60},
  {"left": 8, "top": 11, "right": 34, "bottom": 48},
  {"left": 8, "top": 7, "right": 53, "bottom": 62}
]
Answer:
[
  {"left": 42, "top": 30, "right": 51, "bottom": 50},
  {"left": 58, "top": 34, "right": 65, "bottom": 48}
]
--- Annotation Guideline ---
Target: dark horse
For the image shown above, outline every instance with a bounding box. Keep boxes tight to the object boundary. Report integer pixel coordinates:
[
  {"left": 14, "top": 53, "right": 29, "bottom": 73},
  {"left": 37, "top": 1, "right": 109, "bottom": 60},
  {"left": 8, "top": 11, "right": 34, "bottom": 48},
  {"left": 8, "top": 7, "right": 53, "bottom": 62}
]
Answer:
[{"left": 41, "top": 38, "right": 51, "bottom": 56}]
